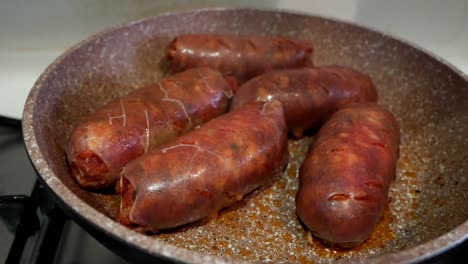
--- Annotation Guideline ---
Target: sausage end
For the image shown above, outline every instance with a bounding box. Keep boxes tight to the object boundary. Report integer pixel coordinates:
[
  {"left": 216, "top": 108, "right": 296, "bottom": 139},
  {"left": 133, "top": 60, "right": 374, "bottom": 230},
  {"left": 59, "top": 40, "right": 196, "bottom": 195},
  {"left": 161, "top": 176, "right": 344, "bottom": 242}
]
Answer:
[{"left": 69, "top": 150, "right": 112, "bottom": 190}]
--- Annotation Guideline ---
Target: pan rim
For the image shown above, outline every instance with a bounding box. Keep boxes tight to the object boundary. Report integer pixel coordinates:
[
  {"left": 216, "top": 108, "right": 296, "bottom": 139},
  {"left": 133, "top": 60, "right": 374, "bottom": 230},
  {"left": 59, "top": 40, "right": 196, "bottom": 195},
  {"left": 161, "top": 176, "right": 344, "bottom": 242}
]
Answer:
[{"left": 22, "top": 7, "right": 468, "bottom": 264}]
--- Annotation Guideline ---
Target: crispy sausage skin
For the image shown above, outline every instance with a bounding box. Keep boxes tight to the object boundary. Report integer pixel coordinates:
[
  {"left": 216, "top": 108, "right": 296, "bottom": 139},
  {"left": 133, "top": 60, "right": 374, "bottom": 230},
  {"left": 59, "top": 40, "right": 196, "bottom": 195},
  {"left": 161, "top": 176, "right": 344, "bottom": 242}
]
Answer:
[
  {"left": 67, "top": 68, "right": 233, "bottom": 190},
  {"left": 230, "top": 66, "right": 378, "bottom": 138},
  {"left": 166, "top": 34, "right": 313, "bottom": 83},
  {"left": 296, "top": 103, "right": 400, "bottom": 248},
  {"left": 117, "top": 101, "right": 288, "bottom": 231}
]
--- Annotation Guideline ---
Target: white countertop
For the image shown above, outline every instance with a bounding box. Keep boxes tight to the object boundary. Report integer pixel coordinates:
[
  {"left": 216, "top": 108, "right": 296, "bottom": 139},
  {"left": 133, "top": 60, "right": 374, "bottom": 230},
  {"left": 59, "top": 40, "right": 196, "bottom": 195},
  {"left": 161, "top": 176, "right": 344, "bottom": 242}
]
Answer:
[{"left": 1, "top": 0, "right": 467, "bottom": 119}]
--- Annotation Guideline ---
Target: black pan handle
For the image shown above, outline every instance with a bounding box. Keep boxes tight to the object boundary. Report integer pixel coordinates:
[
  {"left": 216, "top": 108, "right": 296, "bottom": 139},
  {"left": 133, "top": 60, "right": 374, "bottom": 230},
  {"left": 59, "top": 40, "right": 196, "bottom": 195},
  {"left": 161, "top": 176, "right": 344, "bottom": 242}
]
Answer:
[{"left": 0, "top": 115, "right": 21, "bottom": 128}]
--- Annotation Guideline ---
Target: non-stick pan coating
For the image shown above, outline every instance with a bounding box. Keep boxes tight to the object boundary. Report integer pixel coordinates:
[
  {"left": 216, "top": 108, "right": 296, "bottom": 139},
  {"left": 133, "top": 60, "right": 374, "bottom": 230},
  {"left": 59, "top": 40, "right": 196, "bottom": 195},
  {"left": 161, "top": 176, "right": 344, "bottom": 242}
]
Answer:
[{"left": 23, "top": 8, "right": 468, "bottom": 263}]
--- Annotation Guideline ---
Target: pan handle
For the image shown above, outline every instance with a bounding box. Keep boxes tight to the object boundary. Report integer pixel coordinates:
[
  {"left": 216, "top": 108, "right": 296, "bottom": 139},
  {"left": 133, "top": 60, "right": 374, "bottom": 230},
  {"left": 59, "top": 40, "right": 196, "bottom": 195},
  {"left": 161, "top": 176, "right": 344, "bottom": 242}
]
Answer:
[{"left": 0, "top": 115, "right": 21, "bottom": 128}]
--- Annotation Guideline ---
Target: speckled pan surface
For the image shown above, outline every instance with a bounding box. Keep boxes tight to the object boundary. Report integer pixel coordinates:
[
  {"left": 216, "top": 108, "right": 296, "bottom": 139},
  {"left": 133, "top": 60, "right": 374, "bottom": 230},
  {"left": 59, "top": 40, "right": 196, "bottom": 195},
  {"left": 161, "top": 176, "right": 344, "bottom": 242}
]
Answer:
[{"left": 22, "top": 8, "right": 467, "bottom": 263}]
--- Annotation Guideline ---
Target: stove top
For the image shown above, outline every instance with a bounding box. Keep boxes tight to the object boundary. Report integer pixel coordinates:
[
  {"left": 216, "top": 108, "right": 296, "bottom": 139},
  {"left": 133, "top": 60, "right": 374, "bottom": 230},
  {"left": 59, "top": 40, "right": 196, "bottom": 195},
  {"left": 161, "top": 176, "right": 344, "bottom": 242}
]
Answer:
[{"left": 0, "top": 117, "right": 127, "bottom": 264}]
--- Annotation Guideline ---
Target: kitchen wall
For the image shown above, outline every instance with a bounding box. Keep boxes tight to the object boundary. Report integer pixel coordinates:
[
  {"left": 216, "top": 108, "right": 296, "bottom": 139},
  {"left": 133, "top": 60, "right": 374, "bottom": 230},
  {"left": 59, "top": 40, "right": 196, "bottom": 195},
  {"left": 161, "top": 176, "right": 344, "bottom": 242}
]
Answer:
[
  {"left": 0, "top": 0, "right": 274, "bottom": 51},
  {"left": 0, "top": 0, "right": 467, "bottom": 119},
  {"left": 2, "top": 0, "right": 466, "bottom": 56}
]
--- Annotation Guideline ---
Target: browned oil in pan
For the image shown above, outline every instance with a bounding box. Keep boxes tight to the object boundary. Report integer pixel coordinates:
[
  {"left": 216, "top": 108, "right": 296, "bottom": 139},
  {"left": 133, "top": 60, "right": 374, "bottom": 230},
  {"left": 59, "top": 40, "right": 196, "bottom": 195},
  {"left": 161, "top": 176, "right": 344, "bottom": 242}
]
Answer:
[{"left": 22, "top": 8, "right": 468, "bottom": 263}]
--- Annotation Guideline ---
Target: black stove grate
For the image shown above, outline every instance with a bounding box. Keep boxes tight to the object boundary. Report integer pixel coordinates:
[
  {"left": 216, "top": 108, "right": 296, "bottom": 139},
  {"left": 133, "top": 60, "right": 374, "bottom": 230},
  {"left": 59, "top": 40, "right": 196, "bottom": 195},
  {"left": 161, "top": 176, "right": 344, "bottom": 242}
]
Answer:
[
  {"left": 0, "top": 115, "right": 66, "bottom": 263},
  {"left": 0, "top": 115, "right": 128, "bottom": 264},
  {"left": 1, "top": 181, "right": 67, "bottom": 264}
]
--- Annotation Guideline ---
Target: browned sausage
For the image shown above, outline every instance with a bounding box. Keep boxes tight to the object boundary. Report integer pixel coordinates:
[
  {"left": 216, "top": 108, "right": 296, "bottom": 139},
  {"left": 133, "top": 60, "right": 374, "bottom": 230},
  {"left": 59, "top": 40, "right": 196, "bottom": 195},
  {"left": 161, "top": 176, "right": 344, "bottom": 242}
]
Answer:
[
  {"left": 230, "top": 66, "right": 378, "bottom": 137},
  {"left": 117, "top": 101, "right": 288, "bottom": 231},
  {"left": 296, "top": 102, "right": 400, "bottom": 248},
  {"left": 67, "top": 68, "right": 233, "bottom": 190},
  {"left": 166, "top": 34, "right": 313, "bottom": 83}
]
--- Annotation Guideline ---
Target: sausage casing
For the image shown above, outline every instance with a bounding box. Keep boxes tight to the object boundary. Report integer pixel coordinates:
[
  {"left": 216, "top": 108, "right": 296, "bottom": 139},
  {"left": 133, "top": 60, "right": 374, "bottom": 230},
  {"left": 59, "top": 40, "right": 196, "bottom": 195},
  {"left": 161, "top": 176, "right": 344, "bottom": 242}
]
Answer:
[
  {"left": 118, "top": 101, "right": 288, "bottom": 231},
  {"left": 296, "top": 103, "right": 400, "bottom": 247},
  {"left": 166, "top": 34, "right": 313, "bottom": 83},
  {"left": 230, "top": 66, "right": 378, "bottom": 137},
  {"left": 67, "top": 68, "right": 233, "bottom": 189}
]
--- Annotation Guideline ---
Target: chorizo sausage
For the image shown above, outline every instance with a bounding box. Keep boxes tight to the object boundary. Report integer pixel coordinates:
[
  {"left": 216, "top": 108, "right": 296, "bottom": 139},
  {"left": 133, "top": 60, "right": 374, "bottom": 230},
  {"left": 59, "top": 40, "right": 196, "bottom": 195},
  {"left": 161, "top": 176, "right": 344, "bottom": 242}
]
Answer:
[
  {"left": 230, "top": 66, "right": 378, "bottom": 137},
  {"left": 166, "top": 34, "right": 313, "bottom": 83},
  {"left": 117, "top": 101, "right": 288, "bottom": 231},
  {"left": 296, "top": 103, "right": 400, "bottom": 248},
  {"left": 67, "top": 68, "right": 233, "bottom": 190}
]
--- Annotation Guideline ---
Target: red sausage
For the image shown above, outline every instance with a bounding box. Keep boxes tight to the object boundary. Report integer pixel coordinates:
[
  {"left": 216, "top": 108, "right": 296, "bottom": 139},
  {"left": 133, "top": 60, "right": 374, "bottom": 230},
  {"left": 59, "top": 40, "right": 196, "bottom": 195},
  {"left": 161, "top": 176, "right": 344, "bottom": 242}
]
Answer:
[
  {"left": 117, "top": 101, "right": 288, "bottom": 231},
  {"left": 296, "top": 103, "right": 400, "bottom": 248},
  {"left": 166, "top": 34, "right": 313, "bottom": 83},
  {"left": 67, "top": 68, "right": 233, "bottom": 190},
  {"left": 230, "top": 66, "right": 378, "bottom": 137}
]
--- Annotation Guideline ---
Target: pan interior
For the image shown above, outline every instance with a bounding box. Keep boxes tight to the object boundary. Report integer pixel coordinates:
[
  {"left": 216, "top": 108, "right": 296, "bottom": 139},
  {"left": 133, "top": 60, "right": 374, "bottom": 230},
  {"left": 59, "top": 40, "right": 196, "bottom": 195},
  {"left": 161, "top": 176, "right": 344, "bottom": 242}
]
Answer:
[{"left": 26, "top": 9, "right": 468, "bottom": 263}]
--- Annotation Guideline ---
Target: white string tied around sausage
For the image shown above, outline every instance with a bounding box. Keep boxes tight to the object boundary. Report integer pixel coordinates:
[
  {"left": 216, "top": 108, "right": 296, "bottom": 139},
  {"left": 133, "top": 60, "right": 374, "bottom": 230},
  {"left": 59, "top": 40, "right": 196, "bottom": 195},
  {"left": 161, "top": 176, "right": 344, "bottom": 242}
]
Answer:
[
  {"left": 162, "top": 143, "right": 227, "bottom": 174},
  {"left": 196, "top": 68, "right": 233, "bottom": 99},
  {"left": 107, "top": 98, "right": 127, "bottom": 127},
  {"left": 158, "top": 82, "right": 193, "bottom": 128},
  {"left": 143, "top": 109, "right": 150, "bottom": 153}
]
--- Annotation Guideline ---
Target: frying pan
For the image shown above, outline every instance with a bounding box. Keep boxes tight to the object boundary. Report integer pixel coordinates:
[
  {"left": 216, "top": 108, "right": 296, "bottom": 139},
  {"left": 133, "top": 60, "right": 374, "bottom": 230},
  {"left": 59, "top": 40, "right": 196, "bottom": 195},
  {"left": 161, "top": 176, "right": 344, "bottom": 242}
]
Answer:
[{"left": 22, "top": 8, "right": 467, "bottom": 263}]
